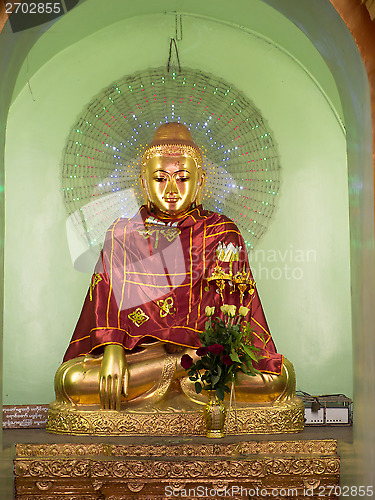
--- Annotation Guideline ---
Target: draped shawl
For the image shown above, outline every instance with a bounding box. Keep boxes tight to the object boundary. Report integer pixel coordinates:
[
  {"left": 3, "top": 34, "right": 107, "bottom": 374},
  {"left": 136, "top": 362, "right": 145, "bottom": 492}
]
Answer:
[{"left": 63, "top": 205, "right": 282, "bottom": 375}]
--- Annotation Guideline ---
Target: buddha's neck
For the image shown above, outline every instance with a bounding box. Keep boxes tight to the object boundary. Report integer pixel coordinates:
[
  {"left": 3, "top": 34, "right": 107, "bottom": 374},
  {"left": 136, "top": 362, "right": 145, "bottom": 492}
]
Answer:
[{"left": 147, "top": 203, "right": 198, "bottom": 222}]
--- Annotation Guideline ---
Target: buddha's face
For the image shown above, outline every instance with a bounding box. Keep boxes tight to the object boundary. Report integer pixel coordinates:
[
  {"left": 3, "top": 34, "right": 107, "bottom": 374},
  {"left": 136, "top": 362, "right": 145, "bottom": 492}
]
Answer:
[{"left": 141, "top": 156, "right": 205, "bottom": 217}]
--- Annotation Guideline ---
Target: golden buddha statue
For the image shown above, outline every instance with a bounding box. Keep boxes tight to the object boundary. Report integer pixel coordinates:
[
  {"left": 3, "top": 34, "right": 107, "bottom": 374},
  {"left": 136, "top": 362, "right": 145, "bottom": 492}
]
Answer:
[{"left": 49, "top": 123, "right": 303, "bottom": 435}]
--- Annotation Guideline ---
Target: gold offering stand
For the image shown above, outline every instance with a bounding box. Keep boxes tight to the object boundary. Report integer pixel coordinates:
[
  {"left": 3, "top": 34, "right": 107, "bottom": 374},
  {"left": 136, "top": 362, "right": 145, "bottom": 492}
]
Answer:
[
  {"left": 39, "top": 358, "right": 322, "bottom": 500},
  {"left": 14, "top": 433, "right": 340, "bottom": 499}
]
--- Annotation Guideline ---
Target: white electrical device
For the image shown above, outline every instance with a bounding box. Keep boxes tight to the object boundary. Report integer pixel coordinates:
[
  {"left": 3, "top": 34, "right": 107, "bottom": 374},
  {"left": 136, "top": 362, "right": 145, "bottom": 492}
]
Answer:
[{"left": 299, "top": 393, "right": 352, "bottom": 426}]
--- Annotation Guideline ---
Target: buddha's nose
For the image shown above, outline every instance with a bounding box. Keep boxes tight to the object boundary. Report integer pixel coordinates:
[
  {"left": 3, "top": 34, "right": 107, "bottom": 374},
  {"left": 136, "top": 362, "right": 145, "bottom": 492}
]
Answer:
[{"left": 165, "top": 177, "right": 179, "bottom": 195}]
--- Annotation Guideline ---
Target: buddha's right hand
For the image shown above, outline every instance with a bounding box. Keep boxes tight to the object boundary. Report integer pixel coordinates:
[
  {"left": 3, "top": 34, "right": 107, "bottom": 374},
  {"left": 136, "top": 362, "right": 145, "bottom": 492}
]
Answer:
[{"left": 99, "top": 344, "right": 128, "bottom": 411}]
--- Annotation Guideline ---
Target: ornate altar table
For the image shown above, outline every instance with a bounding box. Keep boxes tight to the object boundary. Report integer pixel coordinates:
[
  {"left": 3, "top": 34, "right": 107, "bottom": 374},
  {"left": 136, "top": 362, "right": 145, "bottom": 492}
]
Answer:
[{"left": 14, "top": 436, "right": 340, "bottom": 499}]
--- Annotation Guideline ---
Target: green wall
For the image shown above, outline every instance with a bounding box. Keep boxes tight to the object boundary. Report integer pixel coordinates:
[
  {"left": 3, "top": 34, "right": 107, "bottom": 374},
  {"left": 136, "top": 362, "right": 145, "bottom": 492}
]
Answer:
[{"left": 3, "top": 2, "right": 351, "bottom": 403}]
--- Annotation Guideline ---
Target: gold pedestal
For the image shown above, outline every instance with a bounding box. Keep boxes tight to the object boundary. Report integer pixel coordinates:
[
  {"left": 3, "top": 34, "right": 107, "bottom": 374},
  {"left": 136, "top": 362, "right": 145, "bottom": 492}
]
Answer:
[
  {"left": 14, "top": 438, "right": 340, "bottom": 499},
  {"left": 46, "top": 397, "right": 304, "bottom": 436}
]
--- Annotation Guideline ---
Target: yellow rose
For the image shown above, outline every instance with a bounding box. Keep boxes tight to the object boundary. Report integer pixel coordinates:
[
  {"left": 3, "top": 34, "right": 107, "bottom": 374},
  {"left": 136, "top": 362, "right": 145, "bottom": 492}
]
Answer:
[
  {"left": 205, "top": 306, "right": 215, "bottom": 317},
  {"left": 220, "top": 304, "right": 237, "bottom": 317},
  {"left": 238, "top": 306, "right": 250, "bottom": 317},
  {"left": 220, "top": 305, "right": 229, "bottom": 315},
  {"left": 227, "top": 305, "right": 237, "bottom": 317}
]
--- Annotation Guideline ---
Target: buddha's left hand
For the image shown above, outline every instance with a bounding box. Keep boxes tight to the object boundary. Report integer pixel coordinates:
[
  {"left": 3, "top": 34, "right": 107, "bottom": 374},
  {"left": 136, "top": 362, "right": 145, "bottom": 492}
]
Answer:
[{"left": 99, "top": 344, "right": 128, "bottom": 411}]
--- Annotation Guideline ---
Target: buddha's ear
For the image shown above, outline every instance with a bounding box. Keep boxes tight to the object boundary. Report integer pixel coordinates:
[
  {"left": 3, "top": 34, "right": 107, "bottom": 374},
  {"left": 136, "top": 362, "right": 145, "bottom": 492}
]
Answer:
[
  {"left": 196, "top": 170, "right": 206, "bottom": 205},
  {"left": 139, "top": 172, "right": 148, "bottom": 203}
]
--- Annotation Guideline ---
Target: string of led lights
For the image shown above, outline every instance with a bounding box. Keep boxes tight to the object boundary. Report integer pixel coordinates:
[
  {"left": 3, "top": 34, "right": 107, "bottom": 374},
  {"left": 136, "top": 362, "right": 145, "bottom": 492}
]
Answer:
[{"left": 62, "top": 66, "right": 281, "bottom": 252}]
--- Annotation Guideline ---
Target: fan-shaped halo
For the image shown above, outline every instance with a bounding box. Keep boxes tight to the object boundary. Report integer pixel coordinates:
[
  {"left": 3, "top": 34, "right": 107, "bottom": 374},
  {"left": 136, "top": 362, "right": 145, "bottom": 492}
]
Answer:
[{"left": 62, "top": 66, "right": 281, "bottom": 271}]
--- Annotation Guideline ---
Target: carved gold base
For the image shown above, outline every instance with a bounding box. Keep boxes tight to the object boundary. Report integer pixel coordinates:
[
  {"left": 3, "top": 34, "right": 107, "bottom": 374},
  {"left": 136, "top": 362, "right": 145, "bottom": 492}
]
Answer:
[
  {"left": 14, "top": 438, "right": 340, "bottom": 499},
  {"left": 46, "top": 397, "right": 304, "bottom": 436}
]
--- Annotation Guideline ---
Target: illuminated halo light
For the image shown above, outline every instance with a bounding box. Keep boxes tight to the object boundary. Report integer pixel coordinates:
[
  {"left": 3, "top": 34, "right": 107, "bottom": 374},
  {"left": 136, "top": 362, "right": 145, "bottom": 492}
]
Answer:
[{"left": 62, "top": 67, "right": 281, "bottom": 254}]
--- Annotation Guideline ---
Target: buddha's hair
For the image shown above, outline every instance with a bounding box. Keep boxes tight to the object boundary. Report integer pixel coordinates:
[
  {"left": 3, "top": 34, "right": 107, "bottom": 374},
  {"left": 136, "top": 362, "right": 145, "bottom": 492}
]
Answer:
[{"left": 141, "top": 144, "right": 203, "bottom": 173}]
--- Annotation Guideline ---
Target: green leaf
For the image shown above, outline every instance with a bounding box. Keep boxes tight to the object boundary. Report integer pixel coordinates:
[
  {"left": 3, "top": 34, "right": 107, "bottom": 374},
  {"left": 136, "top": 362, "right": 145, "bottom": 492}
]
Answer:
[
  {"left": 243, "top": 344, "right": 259, "bottom": 361},
  {"left": 195, "top": 360, "right": 205, "bottom": 370},
  {"left": 247, "top": 365, "right": 256, "bottom": 376},
  {"left": 195, "top": 382, "right": 202, "bottom": 394},
  {"left": 246, "top": 323, "right": 256, "bottom": 335},
  {"left": 216, "top": 386, "right": 225, "bottom": 401},
  {"left": 230, "top": 351, "right": 241, "bottom": 363},
  {"left": 247, "top": 365, "right": 261, "bottom": 376}
]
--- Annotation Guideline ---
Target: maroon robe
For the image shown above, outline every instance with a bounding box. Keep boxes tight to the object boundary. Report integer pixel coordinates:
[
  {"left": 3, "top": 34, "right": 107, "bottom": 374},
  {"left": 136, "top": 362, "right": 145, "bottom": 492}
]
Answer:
[{"left": 63, "top": 205, "right": 283, "bottom": 375}]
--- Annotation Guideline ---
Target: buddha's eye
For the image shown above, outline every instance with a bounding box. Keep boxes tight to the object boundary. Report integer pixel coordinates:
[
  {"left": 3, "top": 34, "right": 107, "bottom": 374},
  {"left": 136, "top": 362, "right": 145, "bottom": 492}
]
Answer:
[{"left": 153, "top": 176, "right": 166, "bottom": 182}]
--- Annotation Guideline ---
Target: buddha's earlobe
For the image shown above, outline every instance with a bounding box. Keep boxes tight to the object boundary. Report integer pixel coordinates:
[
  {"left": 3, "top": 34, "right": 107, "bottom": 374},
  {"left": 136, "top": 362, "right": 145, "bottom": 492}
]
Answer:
[
  {"left": 139, "top": 173, "right": 149, "bottom": 204},
  {"left": 196, "top": 170, "right": 206, "bottom": 205}
]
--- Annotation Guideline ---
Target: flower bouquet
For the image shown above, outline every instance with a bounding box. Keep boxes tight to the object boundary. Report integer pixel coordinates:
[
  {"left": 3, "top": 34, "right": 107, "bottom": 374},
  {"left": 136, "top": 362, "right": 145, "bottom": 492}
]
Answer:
[
  {"left": 181, "top": 304, "right": 264, "bottom": 437},
  {"left": 181, "top": 304, "right": 263, "bottom": 402}
]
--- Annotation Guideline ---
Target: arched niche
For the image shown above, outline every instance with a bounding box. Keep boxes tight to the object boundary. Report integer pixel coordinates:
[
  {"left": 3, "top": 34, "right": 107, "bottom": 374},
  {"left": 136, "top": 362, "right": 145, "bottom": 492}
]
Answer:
[{"left": 0, "top": 0, "right": 373, "bottom": 486}]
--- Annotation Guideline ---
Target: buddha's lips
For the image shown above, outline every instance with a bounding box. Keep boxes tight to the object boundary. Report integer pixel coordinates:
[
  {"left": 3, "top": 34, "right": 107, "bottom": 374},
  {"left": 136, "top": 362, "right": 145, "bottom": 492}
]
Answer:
[{"left": 164, "top": 197, "right": 180, "bottom": 203}]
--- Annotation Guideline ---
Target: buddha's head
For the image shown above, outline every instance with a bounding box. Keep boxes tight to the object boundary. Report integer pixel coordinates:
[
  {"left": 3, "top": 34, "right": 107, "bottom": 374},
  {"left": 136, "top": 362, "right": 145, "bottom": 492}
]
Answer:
[{"left": 140, "top": 123, "right": 206, "bottom": 217}]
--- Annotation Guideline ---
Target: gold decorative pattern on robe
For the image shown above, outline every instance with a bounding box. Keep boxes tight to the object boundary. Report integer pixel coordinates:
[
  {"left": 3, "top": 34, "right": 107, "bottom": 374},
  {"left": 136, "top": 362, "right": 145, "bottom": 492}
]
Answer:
[
  {"left": 89, "top": 274, "right": 103, "bottom": 301},
  {"left": 136, "top": 226, "right": 181, "bottom": 249},
  {"left": 128, "top": 308, "right": 150, "bottom": 327},
  {"left": 157, "top": 297, "right": 176, "bottom": 317},
  {"left": 136, "top": 226, "right": 157, "bottom": 239},
  {"left": 160, "top": 227, "right": 181, "bottom": 242}
]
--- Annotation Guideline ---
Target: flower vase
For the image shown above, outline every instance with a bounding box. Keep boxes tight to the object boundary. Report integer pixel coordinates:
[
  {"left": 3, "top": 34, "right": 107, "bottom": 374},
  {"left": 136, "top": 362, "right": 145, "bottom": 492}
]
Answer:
[{"left": 203, "top": 391, "right": 226, "bottom": 438}]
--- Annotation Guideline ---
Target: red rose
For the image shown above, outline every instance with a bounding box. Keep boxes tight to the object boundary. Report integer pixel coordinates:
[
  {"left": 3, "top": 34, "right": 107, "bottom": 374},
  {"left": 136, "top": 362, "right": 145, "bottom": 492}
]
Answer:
[
  {"left": 181, "top": 354, "right": 194, "bottom": 369},
  {"left": 222, "top": 354, "right": 233, "bottom": 366},
  {"left": 196, "top": 347, "right": 208, "bottom": 356},
  {"left": 208, "top": 343, "right": 224, "bottom": 355}
]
